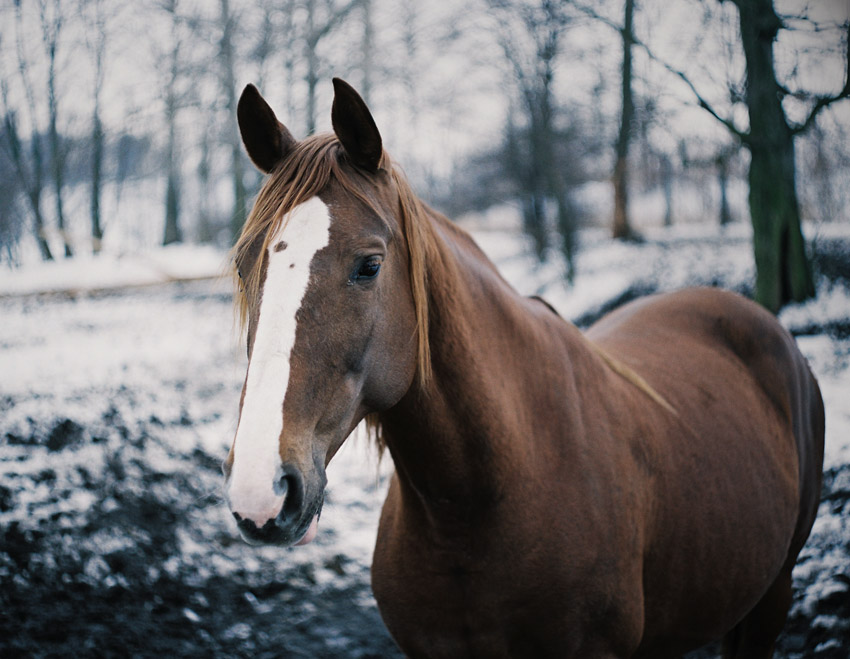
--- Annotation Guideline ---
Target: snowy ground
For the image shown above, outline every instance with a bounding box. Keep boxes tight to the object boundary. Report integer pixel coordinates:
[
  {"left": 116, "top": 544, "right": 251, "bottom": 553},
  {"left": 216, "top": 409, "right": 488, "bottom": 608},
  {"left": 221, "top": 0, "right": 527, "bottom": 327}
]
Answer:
[{"left": 1, "top": 213, "right": 849, "bottom": 657}]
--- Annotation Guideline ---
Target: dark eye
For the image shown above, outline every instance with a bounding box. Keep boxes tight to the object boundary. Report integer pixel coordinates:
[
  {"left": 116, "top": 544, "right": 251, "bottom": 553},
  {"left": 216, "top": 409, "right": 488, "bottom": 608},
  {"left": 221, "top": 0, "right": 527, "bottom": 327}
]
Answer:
[{"left": 352, "top": 256, "right": 382, "bottom": 282}]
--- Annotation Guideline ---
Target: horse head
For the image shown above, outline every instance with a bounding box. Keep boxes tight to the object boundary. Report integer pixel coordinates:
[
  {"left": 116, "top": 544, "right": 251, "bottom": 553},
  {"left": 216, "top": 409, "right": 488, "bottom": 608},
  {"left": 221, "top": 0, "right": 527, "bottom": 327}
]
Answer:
[{"left": 222, "top": 79, "right": 428, "bottom": 546}]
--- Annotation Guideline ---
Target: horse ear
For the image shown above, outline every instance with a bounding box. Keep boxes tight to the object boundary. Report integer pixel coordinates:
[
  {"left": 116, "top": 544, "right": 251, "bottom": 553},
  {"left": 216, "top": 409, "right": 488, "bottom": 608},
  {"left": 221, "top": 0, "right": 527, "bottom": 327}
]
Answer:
[
  {"left": 331, "top": 78, "right": 382, "bottom": 173},
  {"left": 237, "top": 84, "right": 296, "bottom": 174}
]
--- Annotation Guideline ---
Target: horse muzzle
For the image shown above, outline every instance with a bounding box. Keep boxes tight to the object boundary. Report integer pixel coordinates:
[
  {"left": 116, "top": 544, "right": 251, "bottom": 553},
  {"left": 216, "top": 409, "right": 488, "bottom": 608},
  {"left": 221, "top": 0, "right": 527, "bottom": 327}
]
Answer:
[{"left": 224, "top": 461, "right": 324, "bottom": 547}]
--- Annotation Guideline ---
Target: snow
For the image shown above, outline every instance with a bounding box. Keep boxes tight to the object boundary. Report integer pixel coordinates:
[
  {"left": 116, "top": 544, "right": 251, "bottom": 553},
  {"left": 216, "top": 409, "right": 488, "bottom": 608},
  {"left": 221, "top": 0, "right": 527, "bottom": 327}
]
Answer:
[
  {"left": 0, "top": 244, "right": 229, "bottom": 298},
  {"left": 1, "top": 214, "right": 849, "bottom": 657}
]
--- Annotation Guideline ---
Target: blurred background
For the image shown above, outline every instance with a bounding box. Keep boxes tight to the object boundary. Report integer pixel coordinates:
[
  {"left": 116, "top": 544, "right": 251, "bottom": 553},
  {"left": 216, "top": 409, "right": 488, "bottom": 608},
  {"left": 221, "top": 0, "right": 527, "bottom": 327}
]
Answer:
[
  {"left": 2, "top": 1, "right": 850, "bottom": 657},
  {"left": 1, "top": 0, "right": 848, "bottom": 307}
]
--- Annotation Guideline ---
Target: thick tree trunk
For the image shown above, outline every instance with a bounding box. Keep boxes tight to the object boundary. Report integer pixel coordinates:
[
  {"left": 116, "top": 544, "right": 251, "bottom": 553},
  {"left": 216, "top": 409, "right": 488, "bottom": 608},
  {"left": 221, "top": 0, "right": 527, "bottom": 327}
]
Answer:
[
  {"left": 748, "top": 138, "right": 812, "bottom": 310},
  {"left": 612, "top": 0, "right": 635, "bottom": 240},
  {"left": 734, "top": 0, "right": 814, "bottom": 311}
]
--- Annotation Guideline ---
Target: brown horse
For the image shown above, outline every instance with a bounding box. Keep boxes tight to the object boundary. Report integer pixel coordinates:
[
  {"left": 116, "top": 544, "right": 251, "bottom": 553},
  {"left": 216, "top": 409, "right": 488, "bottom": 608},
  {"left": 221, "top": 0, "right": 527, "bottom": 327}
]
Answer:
[{"left": 223, "top": 78, "right": 825, "bottom": 658}]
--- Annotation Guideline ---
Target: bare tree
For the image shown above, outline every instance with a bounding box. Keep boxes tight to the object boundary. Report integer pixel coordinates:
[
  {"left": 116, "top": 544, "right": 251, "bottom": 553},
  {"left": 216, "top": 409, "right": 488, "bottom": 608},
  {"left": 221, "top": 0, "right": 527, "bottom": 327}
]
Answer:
[
  {"left": 360, "top": 0, "right": 374, "bottom": 104},
  {"left": 0, "top": 112, "right": 26, "bottom": 264},
  {"left": 83, "top": 0, "right": 109, "bottom": 253},
  {"left": 485, "top": 0, "right": 578, "bottom": 275},
  {"left": 159, "top": 0, "right": 185, "bottom": 246},
  {"left": 38, "top": 0, "right": 72, "bottom": 257},
  {"left": 635, "top": 0, "right": 849, "bottom": 311},
  {"left": 612, "top": 0, "right": 637, "bottom": 240},
  {"left": 727, "top": 0, "right": 848, "bottom": 310},
  {"left": 218, "top": 0, "right": 247, "bottom": 244},
  {"left": 0, "top": 6, "right": 53, "bottom": 261},
  {"left": 302, "top": 0, "right": 362, "bottom": 134}
]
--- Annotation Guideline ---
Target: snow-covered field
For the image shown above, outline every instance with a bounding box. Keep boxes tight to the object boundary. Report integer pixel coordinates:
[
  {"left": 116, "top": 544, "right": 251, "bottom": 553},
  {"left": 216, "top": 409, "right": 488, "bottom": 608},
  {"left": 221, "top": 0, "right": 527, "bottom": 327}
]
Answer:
[{"left": 1, "top": 214, "right": 849, "bottom": 657}]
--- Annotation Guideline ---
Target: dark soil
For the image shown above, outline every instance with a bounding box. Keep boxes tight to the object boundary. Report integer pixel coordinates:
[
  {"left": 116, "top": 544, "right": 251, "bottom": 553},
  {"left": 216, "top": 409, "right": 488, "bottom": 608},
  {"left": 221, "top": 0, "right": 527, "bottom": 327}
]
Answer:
[{"left": 0, "top": 414, "right": 402, "bottom": 659}]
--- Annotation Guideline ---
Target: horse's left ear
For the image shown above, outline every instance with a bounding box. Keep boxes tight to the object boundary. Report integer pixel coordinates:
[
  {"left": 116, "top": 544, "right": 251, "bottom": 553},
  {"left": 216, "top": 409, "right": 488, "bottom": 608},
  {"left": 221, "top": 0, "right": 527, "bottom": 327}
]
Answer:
[{"left": 331, "top": 78, "right": 383, "bottom": 173}]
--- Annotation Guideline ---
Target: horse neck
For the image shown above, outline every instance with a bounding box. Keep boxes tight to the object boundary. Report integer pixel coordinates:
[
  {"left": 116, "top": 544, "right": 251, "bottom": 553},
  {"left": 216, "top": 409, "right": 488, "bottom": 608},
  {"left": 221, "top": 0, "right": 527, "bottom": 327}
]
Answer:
[{"left": 377, "top": 209, "right": 593, "bottom": 525}]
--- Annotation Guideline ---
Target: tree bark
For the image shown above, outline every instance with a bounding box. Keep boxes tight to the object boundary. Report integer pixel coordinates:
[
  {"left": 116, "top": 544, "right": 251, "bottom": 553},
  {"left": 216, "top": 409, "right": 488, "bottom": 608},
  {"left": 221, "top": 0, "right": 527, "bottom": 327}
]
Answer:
[
  {"left": 612, "top": 0, "right": 635, "bottom": 240},
  {"left": 733, "top": 0, "right": 814, "bottom": 311}
]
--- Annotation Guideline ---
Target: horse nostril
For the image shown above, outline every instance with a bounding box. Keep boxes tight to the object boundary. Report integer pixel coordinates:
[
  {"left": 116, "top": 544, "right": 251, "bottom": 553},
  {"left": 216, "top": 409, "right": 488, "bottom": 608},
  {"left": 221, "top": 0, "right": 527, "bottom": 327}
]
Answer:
[{"left": 276, "top": 466, "right": 305, "bottom": 523}]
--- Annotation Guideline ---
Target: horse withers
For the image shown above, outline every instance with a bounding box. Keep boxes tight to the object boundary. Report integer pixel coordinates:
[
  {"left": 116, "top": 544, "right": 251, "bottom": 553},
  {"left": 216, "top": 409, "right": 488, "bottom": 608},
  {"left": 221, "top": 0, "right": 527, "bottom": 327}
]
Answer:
[{"left": 222, "top": 78, "right": 825, "bottom": 658}]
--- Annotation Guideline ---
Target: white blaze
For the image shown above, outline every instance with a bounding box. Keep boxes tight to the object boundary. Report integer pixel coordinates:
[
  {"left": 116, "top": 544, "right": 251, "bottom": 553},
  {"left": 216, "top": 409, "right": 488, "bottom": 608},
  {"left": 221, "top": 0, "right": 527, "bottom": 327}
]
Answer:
[{"left": 227, "top": 196, "right": 332, "bottom": 525}]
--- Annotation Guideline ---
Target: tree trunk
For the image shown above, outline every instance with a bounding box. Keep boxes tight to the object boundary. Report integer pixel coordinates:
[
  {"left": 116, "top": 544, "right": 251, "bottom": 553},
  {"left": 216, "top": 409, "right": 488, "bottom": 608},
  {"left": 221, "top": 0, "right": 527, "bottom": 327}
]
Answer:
[
  {"left": 197, "top": 131, "right": 214, "bottom": 244},
  {"left": 662, "top": 155, "right": 673, "bottom": 227},
  {"left": 163, "top": 80, "right": 181, "bottom": 246},
  {"left": 163, "top": 168, "right": 181, "bottom": 245},
  {"left": 2, "top": 110, "right": 53, "bottom": 260},
  {"left": 46, "top": 28, "right": 71, "bottom": 257},
  {"left": 220, "top": 0, "right": 247, "bottom": 244},
  {"left": 361, "top": 0, "right": 373, "bottom": 104},
  {"left": 91, "top": 111, "right": 104, "bottom": 252},
  {"left": 612, "top": 0, "right": 635, "bottom": 240},
  {"left": 31, "top": 191, "right": 54, "bottom": 261},
  {"left": 734, "top": 0, "right": 814, "bottom": 311},
  {"left": 89, "top": 0, "right": 106, "bottom": 254},
  {"left": 162, "top": 0, "right": 182, "bottom": 246},
  {"left": 717, "top": 153, "right": 731, "bottom": 227}
]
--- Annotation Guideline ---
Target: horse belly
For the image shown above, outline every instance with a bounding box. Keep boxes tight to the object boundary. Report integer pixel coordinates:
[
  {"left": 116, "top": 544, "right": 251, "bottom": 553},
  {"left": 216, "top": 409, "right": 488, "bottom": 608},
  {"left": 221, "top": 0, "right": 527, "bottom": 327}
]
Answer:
[
  {"left": 638, "top": 411, "right": 801, "bottom": 649},
  {"left": 588, "top": 289, "right": 817, "bottom": 651}
]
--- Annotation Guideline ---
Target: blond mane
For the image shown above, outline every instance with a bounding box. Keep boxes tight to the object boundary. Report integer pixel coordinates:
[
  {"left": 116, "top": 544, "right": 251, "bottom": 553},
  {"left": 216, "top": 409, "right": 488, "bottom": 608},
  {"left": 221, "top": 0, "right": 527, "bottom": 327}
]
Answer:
[{"left": 232, "top": 133, "right": 434, "bottom": 390}]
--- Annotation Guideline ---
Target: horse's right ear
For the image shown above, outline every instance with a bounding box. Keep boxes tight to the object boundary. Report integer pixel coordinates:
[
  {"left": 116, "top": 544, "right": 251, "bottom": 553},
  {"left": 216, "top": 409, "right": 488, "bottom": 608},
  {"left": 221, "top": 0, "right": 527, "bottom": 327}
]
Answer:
[{"left": 237, "top": 84, "right": 296, "bottom": 174}]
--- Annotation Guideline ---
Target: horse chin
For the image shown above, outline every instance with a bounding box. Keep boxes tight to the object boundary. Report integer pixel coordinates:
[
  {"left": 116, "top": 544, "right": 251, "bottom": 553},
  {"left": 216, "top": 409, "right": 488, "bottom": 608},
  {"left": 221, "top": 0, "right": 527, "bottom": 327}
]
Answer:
[
  {"left": 234, "top": 507, "right": 322, "bottom": 548},
  {"left": 294, "top": 514, "right": 319, "bottom": 546}
]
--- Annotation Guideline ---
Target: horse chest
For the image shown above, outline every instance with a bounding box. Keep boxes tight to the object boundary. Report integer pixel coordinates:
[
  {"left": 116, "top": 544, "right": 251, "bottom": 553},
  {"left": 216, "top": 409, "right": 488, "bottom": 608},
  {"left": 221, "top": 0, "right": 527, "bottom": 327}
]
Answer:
[{"left": 372, "top": 502, "right": 640, "bottom": 658}]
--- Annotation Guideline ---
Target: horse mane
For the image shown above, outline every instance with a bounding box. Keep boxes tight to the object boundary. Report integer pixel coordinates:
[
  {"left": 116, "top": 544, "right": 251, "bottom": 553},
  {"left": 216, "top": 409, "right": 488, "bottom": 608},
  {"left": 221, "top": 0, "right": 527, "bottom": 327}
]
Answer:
[{"left": 232, "top": 132, "right": 434, "bottom": 393}]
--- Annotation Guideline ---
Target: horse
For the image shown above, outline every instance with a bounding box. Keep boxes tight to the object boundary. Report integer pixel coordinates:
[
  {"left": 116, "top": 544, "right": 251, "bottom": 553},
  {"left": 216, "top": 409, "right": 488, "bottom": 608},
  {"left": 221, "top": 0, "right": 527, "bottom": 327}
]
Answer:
[{"left": 222, "top": 78, "right": 825, "bottom": 658}]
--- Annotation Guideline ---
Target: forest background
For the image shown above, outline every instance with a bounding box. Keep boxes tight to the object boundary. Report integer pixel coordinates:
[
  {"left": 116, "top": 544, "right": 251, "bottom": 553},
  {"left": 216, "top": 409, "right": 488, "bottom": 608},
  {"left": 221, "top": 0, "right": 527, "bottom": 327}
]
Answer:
[{"left": 1, "top": 0, "right": 848, "bottom": 309}]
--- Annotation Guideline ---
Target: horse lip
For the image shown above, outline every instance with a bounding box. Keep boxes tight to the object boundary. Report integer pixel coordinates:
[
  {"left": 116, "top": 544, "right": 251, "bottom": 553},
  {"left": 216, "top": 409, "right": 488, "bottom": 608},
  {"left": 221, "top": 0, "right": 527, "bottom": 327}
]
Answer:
[
  {"left": 293, "top": 514, "right": 319, "bottom": 546},
  {"left": 233, "top": 497, "right": 323, "bottom": 548}
]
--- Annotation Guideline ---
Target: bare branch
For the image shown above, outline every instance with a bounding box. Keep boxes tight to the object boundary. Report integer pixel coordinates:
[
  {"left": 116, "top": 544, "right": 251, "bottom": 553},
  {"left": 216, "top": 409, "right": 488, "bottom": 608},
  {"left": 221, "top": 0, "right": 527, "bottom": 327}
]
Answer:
[
  {"left": 573, "top": 0, "right": 748, "bottom": 142},
  {"left": 791, "top": 20, "right": 850, "bottom": 135},
  {"left": 645, "top": 45, "right": 748, "bottom": 142}
]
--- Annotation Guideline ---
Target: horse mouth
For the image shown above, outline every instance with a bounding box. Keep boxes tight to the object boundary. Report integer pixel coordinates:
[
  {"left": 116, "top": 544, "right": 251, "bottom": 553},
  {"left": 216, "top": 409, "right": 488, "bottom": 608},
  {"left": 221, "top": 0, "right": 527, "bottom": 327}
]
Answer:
[{"left": 234, "top": 508, "right": 322, "bottom": 548}]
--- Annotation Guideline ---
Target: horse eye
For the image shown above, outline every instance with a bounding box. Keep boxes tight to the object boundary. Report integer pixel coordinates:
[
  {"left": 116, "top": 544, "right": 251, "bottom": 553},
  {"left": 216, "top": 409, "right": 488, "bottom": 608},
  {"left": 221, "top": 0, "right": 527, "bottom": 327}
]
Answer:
[{"left": 353, "top": 257, "right": 382, "bottom": 281}]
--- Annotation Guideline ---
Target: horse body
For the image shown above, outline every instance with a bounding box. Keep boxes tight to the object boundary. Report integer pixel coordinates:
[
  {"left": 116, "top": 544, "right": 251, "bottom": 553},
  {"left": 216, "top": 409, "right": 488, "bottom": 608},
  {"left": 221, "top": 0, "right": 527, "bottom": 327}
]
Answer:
[
  {"left": 225, "top": 79, "right": 824, "bottom": 658},
  {"left": 370, "top": 209, "right": 823, "bottom": 658}
]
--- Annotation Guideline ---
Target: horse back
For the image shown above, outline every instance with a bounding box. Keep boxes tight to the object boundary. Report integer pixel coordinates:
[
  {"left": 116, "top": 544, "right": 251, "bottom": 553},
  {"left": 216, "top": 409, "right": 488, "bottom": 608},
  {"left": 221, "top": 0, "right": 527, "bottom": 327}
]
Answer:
[{"left": 587, "top": 287, "right": 823, "bottom": 498}]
